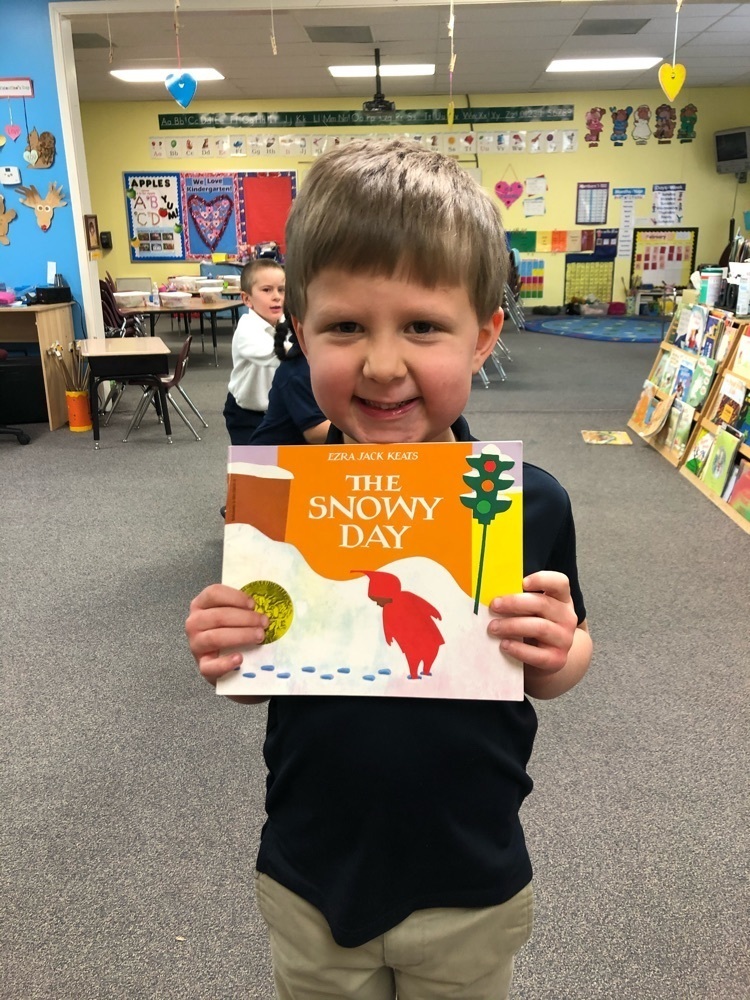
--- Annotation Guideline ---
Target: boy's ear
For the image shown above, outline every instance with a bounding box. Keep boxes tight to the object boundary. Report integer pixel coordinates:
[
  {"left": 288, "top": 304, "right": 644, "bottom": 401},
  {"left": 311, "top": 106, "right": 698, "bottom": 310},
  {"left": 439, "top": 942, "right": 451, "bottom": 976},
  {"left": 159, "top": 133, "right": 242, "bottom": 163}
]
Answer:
[
  {"left": 471, "top": 309, "right": 504, "bottom": 373},
  {"left": 291, "top": 316, "right": 309, "bottom": 356},
  {"left": 240, "top": 291, "right": 254, "bottom": 308}
]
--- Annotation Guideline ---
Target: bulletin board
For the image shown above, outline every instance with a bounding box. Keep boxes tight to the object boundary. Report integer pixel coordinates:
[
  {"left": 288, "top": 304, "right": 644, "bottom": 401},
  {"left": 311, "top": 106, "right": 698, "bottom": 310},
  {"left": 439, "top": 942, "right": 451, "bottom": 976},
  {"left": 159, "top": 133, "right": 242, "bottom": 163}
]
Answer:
[
  {"left": 564, "top": 255, "right": 615, "bottom": 303},
  {"left": 124, "top": 170, "right": 296, "bottom": 262},
  {"left": 630, "top": 228, "right": 698, "bottom": 289},
  {"left": 124, "top": 172, "right": 185, "bottom": 262}
]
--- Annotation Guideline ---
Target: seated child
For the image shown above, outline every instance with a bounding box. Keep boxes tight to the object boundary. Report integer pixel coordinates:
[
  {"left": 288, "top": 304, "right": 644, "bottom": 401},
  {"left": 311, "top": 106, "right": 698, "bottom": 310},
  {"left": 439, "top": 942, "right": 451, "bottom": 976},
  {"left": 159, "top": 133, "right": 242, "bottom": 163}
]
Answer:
[
  {"left": 223, "top": 259, "right": 286, "bottom": 444},
  {"left": 249, "top": 326, "right": 330, "bottom": 445},
  {"left": 186, "top": 138, "right": 593, "bottom": 1000}
]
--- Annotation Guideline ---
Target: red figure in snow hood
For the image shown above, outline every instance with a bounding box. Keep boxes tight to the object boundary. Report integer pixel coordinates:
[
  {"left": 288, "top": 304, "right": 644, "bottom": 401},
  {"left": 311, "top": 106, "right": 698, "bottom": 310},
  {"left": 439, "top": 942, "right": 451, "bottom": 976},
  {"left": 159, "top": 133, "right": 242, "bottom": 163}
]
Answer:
[{"left": 354, "top": 570, "right": 445, "bottom": 680}]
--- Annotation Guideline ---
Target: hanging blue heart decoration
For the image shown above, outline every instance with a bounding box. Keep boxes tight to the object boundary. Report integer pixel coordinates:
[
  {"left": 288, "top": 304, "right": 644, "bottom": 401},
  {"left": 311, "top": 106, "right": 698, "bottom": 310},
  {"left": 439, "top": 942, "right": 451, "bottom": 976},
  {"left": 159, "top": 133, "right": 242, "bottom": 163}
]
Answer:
[{"left": 165, "top": 71, "right": 197, "bottom": 109}]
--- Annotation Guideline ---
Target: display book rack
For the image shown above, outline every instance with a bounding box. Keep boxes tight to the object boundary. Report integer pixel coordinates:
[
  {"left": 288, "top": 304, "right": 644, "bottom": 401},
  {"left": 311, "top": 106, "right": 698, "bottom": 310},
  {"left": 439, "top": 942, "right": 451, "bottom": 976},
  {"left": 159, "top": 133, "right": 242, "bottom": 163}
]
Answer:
[{"left": 627, "top": 292, "right": 750, "bottom": 533}]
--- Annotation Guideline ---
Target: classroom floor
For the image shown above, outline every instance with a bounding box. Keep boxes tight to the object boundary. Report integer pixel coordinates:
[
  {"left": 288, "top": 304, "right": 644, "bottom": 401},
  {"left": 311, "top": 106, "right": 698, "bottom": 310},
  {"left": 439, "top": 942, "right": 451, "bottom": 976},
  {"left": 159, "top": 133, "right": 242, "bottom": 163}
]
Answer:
[{"left": 2, "top": 320, "right": 748, "bottom": 1000}]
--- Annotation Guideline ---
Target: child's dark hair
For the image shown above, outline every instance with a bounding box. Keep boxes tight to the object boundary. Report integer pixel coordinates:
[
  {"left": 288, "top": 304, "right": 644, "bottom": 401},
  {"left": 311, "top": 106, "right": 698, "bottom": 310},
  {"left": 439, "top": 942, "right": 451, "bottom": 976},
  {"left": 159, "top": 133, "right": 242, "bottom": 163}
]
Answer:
[
  {"left": 240, "top": 258, "right": 284, "bottom": 295},
  {"left": 273, "top": 318, "right": 296, "bottom": 361}
]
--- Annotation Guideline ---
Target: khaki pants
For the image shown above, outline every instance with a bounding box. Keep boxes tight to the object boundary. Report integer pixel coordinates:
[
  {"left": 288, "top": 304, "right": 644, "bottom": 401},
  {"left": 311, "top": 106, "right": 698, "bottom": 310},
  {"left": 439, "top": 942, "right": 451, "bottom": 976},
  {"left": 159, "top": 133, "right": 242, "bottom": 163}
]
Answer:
[{"left": 255, "top": 871, "right": 533, "bottom": 1000}]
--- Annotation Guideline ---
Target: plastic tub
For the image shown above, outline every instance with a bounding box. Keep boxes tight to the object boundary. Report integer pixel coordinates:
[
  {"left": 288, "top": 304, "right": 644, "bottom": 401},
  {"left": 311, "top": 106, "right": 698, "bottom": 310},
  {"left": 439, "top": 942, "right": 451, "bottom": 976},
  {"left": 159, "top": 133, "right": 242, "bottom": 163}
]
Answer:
[
  {"left": 159, "top": 291, "right": 192, "bottom": 308},
  {"left": 114, "top": 290, "right": 149, "bottom": 309},
  {"left": 199, "top": 287, "right": 225, "bottom": 305}
]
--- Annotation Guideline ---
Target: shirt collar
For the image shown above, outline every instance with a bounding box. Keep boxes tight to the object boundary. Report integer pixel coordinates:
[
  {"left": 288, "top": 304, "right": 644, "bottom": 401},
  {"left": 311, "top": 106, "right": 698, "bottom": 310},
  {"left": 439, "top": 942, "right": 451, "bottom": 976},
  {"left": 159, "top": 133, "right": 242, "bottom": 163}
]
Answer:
[{"left": 324, "top": 415, "right": 473, "bottom": 445}]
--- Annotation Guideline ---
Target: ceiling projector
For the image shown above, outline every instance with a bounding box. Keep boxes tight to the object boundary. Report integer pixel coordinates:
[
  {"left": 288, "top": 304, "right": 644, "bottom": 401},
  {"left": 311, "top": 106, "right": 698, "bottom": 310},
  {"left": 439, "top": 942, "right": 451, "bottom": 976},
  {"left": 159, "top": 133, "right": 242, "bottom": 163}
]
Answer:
[{"left": 362, "top": 49, "right": 397, "bottom": 115}]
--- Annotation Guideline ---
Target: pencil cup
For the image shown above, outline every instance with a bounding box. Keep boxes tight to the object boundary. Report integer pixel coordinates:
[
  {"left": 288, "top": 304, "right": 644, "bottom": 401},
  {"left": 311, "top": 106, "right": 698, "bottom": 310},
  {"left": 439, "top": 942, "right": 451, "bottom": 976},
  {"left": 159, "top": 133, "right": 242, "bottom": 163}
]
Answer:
[
  {"left": 625, "top": 296, "right": 636, "bottom": 316},
  {"left": 65, "top": 390, "right": 92, "bottom": 432}
]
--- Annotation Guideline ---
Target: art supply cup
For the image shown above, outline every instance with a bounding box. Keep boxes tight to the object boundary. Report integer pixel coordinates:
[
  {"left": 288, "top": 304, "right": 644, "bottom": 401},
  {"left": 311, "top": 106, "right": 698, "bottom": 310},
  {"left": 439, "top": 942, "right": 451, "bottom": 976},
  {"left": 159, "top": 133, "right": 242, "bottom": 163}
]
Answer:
[{"left": 65, "top": 390, "right": 92, "bottom": 432}]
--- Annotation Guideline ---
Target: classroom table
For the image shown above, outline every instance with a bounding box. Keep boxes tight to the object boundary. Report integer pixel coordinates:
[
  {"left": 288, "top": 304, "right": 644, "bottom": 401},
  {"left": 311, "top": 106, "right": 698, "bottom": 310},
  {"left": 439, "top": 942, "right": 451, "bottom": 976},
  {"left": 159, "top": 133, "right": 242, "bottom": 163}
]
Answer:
[
  {"left": 0, "top": 302, "right": 76, "bottom": 430},
  {"left": 79, "top": 336, "right": 171, "bottom": 448},
  {"left": 119, "top": 298, "right": 238, "bottom": 367}
]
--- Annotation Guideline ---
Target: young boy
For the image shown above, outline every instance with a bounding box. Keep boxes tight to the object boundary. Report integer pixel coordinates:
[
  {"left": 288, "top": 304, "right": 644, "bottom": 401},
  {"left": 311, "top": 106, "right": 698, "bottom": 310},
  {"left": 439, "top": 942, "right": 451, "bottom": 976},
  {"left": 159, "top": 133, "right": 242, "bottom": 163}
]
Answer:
[
  {"left": 223, "top": 259, "right": 286, "bottom": 444},
  {"left": 186, "top": 139, "right": 593, "bottom": 1000}
]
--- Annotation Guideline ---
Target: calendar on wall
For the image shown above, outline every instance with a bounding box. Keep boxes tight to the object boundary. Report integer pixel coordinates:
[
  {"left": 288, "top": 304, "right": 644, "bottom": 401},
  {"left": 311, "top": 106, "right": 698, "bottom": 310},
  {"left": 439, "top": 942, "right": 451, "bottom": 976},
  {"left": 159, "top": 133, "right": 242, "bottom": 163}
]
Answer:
[{"left": 631, "top": 228, "right": 698, "bottom": 289}]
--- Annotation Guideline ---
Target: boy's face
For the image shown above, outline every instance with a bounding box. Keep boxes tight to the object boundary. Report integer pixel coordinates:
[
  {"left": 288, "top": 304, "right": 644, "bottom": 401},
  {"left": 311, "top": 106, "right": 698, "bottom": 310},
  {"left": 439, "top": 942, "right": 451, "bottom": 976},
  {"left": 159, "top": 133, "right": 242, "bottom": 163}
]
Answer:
[
  {"left": 294, "top": 268, "right": 500, "bottom": 444},
  {"left": 241, "top": 267, "right": 285, "bottom": 325}
]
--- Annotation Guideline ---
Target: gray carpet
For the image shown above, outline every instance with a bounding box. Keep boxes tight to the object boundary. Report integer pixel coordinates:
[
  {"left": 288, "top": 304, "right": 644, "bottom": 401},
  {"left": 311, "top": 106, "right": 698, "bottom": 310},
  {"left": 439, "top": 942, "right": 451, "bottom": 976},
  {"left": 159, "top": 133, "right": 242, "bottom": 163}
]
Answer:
[{"left": 2, "top": 321, "right": 748, "bottom": 999}]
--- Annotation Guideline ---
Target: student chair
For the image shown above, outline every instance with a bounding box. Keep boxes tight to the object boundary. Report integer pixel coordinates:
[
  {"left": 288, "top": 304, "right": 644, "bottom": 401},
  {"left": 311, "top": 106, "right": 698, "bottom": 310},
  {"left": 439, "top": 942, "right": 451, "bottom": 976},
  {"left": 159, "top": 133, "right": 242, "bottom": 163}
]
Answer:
[
  {"left": 0, "top": 348, "right": 31, "bottom": 444},
  {"left": 120, "top": 335, "right": 207, "bottom": 443}
]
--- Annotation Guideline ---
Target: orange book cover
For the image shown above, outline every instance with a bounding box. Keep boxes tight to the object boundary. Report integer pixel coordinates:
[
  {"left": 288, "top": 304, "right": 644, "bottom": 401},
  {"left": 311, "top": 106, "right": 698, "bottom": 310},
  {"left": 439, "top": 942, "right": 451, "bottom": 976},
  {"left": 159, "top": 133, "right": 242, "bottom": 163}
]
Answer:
[{"left": 217, "top": 441, "right": 524, "bottom": 701}]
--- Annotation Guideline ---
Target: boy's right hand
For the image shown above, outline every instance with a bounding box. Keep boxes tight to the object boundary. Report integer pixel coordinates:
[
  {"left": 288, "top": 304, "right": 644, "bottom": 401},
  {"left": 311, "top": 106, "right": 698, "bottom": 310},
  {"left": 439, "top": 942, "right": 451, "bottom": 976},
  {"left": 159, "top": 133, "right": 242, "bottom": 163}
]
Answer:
[{"left": 185, "top": 584, "right": 268, "bottom": 685}]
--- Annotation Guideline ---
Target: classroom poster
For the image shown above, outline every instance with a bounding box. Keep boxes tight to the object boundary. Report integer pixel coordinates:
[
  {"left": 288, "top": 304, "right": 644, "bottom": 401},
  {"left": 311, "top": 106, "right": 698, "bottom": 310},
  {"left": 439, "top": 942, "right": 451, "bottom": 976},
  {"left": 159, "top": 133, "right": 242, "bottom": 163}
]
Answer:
[
  {"left": 181, "top": 172, "right": 241, "bottom": 259},
  {"left": 239, "top": 172, "right": 296, "bottom": 252},
  {"left": 123, "top": 172, "right": 184, "bottom": 262}
]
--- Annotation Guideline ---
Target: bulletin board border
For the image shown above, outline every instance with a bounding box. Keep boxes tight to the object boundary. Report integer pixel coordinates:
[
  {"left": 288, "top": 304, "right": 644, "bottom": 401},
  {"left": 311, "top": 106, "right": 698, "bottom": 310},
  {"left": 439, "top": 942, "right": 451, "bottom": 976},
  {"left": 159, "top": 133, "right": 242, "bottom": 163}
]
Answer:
[{"left": 630, "top": 227, "right": 698, "bottom": 289}]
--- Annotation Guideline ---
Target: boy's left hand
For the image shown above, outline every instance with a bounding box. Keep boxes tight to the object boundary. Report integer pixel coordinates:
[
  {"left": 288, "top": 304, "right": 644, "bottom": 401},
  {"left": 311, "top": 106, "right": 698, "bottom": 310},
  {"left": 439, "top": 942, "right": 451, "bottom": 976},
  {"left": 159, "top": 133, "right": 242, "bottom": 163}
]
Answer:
[{"left": 488, "top": 571, "right": 578, "bottom": 675}]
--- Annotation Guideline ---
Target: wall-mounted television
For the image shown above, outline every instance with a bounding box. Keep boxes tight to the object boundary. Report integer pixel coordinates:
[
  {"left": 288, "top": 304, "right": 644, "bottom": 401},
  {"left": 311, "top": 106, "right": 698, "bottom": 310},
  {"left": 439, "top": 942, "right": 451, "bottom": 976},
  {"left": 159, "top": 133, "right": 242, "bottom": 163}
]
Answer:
[{"left": 714, "top": 127, "right": 750, "bottom": 175}]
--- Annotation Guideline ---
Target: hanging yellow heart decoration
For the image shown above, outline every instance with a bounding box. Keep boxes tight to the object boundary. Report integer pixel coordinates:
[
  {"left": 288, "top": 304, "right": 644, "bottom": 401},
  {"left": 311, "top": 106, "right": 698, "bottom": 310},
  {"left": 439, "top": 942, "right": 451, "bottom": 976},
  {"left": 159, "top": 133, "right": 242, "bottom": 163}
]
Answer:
[
  {"left": 658, "top": 63, "right": 686, "bottom": 101},
  {"left": 447, "top": 101, "right": 455, "bottom": 127}
]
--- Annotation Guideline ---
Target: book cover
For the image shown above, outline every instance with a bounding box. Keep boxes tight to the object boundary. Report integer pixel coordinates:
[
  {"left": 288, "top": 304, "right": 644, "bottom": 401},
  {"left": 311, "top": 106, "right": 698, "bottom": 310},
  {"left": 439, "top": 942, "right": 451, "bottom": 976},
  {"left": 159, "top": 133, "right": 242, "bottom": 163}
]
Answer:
[
  {"left": 629, "top": 381, "right": 657, "bottom": 429},
  {"left": 217, "top": 441, "right": 525, "bottom": 701},
  {"left": 666, "top": 305, "right": 688, "bottom": 345},
  {"left": 670, "top": 401, "right": 695, "bottom": 459},
  {"left": 728, "top": 459, "right": 750, "bottom": 521},
  {"left": 684, "top": 427, "right": 715, "bottom": 476},
  {"left": 663, "top": 403, "right": 681, "bottom": 451},
  {"left": 673, "top": 357, "right": 696, "bottom": 402},
  {"left": 656, "top": 352, "right": 678, "bottom": 394},
  {"left": 672, "top": 305, "right": 697, "bottom": 349},
  {"left": 675, "top": 304, "right": 708, "bottom": 351},
  {"left": 580, "top": 430, "right": 632, "bottom": 445},
  {"left": 710, "top": 373, "right": 747, "bottom": 427},
  {"left": 700, "top": 428, "right": 742, "bottom": 495},
  {"left": 637, "top": 392, "right": 676, "bottom": 438},
  {"left": 685, "top": 356, "right": 717, "bottom": 409},
  {"left": 733, "top": 330, "right": 750, "bottom": 380}
]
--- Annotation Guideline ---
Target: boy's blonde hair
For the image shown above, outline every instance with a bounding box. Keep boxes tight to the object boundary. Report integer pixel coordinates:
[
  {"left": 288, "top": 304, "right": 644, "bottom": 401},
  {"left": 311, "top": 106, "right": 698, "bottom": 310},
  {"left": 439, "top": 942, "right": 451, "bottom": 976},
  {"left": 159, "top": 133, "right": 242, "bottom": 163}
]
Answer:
[
  {"left": 240, "top": 258, "right": 284, "bottom": 295},
  {"left": 285, "top": 138, "right": 508, "bottom": 322}
]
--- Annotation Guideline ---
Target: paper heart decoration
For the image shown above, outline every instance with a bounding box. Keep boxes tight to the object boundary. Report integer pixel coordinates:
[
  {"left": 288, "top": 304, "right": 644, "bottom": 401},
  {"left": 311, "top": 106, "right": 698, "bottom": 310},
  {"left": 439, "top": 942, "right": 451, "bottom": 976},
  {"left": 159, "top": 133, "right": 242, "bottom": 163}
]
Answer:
[
  {"left": 23, "top": 149, "right": 39, "bottom": 166},
  {"left": 5, "top": 124, "right": 22, "bottom": 142},
  {"left": 165, "top": 71, "right": 197, "bottom": 109},
  {"left": 187, "top": 194, "right": 233, "bottom": 250},
  {"left": 658, "top": 63, "right": 686, "bottom": 101},
  {"left": 494, "top": 181, "right": 523, "bottom": 209}
]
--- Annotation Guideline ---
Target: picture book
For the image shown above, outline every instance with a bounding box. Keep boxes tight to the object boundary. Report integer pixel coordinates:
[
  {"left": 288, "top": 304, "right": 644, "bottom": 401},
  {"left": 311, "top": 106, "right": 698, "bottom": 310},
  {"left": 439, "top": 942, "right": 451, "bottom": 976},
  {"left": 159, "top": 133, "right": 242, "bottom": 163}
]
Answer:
[
  {"left": 728, "top": 459, "right": 750, "bottom": 521},
  {"left": 629, "top": 381, "right": 657, "bottom": 430},
  {"left": 666, "top": 305, "right": 688, "bottom": 345},
  {"left": 654, "top": 351, "right": 678, "bottom": 394},
  {"left": 663, "top": 404, "right": 681, "bottom": 451},
  {"left": 670, "top": 400, "right": 695, "bottom": 459},
  {"left": 710, "top": 373, "right": 747, "bottom": 428},
  {"left": 674, "top": 304, "right": 708, "bottom": 352},
  {"left": 218, "top": 441, "right": 525, "bottom": 701},
  {"left": 700, "top": 428, "right": 742, "bottom": 495},
  {"left": 733, "top": 329, "right": 750, "bottom": 380},
  {"left": 684, "top": 427, "right": 715, "bottom": 476},
  {"left": 673, "top": 358, "right": 696, "bottom": 402},
  {"left": 714, "top": 323, "right": 736, "bottom": 365},
  {"left": 685, "top": 356, "right": 717, "bottom": 409},
  {"left": 581, "top": 430, "right": 632, "bottom": 445},
  {"left": 700, "top": 310, "right": 732, "bottom": 358},
  {"left": 636, "top": 392, "right": 676, "bottom": 438},
  {"left": 721, "top": 464, "right": 741, "bottom": 502}
]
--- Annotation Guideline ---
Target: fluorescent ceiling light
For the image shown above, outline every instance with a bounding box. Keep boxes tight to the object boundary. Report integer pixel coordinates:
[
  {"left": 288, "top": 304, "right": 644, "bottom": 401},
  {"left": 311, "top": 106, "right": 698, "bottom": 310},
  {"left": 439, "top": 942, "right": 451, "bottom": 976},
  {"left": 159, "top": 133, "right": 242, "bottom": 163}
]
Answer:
[
  {"left": 547, "top": 57, "right": 662, "bottom": 73},
  {"left": 110, "top": 68, "right": 224, "bottom": 83},
  {"left": 329, "top": 64, "right": 435, "bottom": 78}
]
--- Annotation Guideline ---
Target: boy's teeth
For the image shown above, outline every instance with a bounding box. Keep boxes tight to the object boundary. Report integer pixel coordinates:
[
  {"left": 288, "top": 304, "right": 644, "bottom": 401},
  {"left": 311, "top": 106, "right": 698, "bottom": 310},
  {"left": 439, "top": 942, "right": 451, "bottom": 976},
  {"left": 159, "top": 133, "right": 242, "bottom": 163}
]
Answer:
[{"left": 366, "top": 400, "right": 404, "bottom": 410}]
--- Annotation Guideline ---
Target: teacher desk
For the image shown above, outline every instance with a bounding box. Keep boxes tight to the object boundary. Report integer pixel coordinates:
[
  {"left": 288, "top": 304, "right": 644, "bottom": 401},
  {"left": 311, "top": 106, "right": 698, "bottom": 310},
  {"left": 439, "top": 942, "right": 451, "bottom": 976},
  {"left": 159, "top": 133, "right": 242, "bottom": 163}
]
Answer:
[{"left": 0, "top": 302, "right": 75, "bottom": 430}]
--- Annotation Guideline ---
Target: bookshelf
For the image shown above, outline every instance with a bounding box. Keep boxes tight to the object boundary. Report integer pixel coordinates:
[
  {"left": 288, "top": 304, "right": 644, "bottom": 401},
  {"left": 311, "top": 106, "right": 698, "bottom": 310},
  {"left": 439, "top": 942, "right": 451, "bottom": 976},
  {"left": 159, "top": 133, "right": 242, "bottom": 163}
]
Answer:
[
  {"left": 628, "top": 297, "right": 750, "bottom": 532},
  {"left": 678, "top": 328, "right": 750, "bottom": 535}
]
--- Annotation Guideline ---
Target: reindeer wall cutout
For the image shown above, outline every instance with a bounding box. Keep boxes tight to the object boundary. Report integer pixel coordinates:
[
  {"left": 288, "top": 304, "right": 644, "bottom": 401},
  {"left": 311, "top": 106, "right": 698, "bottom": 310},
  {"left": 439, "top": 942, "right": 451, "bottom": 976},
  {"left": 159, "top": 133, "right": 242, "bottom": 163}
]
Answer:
[
  {"left": 17, "top": 183, "right": 67, "bottom": 232},
  {"left": 0, "top": 195, "right": 17, "bottom": 246}
]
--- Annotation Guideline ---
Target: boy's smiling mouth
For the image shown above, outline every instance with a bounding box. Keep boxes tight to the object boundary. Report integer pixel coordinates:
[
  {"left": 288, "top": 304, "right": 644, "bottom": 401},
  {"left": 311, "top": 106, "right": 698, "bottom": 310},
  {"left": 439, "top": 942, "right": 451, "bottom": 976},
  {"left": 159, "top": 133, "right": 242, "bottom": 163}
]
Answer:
[{"left": 357, "top": 396, "right": 418, "bottom": 416}]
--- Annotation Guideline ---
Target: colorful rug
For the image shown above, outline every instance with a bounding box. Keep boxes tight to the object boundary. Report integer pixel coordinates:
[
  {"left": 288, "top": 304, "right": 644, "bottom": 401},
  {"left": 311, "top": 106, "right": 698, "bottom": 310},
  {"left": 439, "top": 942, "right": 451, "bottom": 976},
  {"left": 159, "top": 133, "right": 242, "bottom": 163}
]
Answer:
[{"left": 523, "top": 315, "right": 664, "bottom": 342}]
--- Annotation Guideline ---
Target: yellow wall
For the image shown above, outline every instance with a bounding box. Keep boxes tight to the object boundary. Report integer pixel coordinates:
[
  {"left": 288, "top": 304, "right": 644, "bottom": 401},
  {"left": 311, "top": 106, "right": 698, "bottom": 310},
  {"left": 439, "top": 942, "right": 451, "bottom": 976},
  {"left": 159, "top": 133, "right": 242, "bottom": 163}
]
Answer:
[{"left": 81, "top": 86, "right": 750, "bottom": 305}]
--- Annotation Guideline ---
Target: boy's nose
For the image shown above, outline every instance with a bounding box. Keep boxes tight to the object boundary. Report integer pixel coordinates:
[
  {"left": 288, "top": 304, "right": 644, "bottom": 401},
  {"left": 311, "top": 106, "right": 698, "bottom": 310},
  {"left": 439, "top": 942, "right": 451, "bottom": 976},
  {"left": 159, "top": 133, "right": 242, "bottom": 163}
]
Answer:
[{"left": 362, "top": 337, "right": 408, "bottom": 382}]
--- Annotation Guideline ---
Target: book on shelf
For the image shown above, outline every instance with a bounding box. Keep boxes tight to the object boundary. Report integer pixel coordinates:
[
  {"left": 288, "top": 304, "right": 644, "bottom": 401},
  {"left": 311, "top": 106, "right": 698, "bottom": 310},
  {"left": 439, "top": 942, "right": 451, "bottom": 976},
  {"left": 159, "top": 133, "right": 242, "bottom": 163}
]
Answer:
[
  {"left": 728, "top": 459, "right": 750, "bottom": 521},
  {"left": 666, "top": 304, "right": 690, "bottom": 345},
  {"left": 668, "top": 399, "right": 695, "bottom": 459},
  {"left": 673, "top": 357, "right": 696, "bottom": 402},
  {"left": 218, "top": 441, "right": 525, "bottom": 701},
  {"left": 733, "top": 329, "right": 750, "bottom": 381},
  {"left": 674, "top": 304, "right": 707, "bottom": 350},
  {"left": 663, "top": 404, "right": 681, "bottom": 451},
  {"left": 699, "top": 427, "right": 743, "bottom": 495},
  {"left": 700, "top": 309, "right": 733, "bottom": 359},
  {"left": 684, "top": 427, "right": 715, "bottom": 476},
  {"left": 721, "top": 463, "right": 741, "bottom": 502},
  {"left": 709, "top": 372, "right": 747, "bottom": 428},
  {"left": 675, "top": 304, "right": 708, "bottom": 351},
  {"left": 655, "top": 351, "right": 679, "bottom": 394},
  {"left": 685, "top": 356, "right": 717, "bottom": 409},
  {"left": 638, "top": 392, "right": 676, "bottom": 438}
]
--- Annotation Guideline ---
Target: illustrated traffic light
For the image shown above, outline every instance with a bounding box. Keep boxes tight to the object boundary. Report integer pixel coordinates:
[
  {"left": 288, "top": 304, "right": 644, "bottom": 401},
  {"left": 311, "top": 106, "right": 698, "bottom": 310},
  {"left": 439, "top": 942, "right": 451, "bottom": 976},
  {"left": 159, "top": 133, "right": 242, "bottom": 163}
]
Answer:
[{"left": 460, "top": 452, "right": 515, "bottom": 525}]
